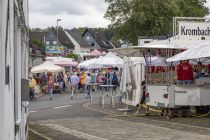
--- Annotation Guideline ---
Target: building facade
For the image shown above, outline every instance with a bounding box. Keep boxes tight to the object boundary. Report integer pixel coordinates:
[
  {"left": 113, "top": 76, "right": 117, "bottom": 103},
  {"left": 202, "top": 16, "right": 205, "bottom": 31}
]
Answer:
[
  {"left": 45, "top": 28, "right": 74, "bottom": 56},
  {"left": 82, "top": 29, "right": 115, "bottom": 52},
  {"left": 29, "top": 41, "right": 44, "bottom": 68},
  {"left": 65, "top": 29, "right": 90, "bottom": 53},
  {"left": 0, "top": 0, "right": 29, "bottom": 140}
]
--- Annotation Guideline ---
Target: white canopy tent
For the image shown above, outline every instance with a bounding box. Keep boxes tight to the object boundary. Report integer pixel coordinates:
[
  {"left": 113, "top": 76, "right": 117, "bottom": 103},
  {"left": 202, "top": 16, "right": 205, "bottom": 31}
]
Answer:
[
  {"left": 89, "top": 57, "right": 123, "bottom": 68},
  {"left": 53, "top": 59, "right": 78, "bottom": 66},
  {"left": 132, "top": 59, "right": 145, "bottom": 106},
  {"left": 78, "top": 58, "right": 98, "bottom": 69},
  {"left": 110, "top": 39, "right": 210, "bottom": 57},
  {"left": 128, "top": 56, "right": 168, "bottom": 66},
  {"left": 103, "top": 52, "right": 122, "bottom": 60},
  {"left": 167, "top": 45, "right": 210, "bottom": 62},
  {"left": 129, "top": 57, "right": 146, "bottom": 65},
  {"left": 144, "top": 38, "right": 210, "bottom": 49},
  {"left": 120, "top": 57, "right": 145, "bottom": 106},
  {"left": 78, "top": 52, "right": 124, "bottom": 69},
  {"left": 81, "top": 52, "right": 124, "bottom": 69},
  {"left": 45, "top": 56, "right": 74, "bottom": 62},
  {"left": 31, "top": 61, "right": 65, "bottom": 74}
]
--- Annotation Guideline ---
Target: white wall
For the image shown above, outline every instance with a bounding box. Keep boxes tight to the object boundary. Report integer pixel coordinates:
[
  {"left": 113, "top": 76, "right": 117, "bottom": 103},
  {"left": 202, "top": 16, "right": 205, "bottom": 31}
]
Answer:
[
  {"left": 80, "top": 47, "right": 90, "bottom": 53},
  {"left": 65, "top": 30, "right": 90, "bottom": 53},
  {"left": 0, "top": 0, "right": 8, "bottom": 139},
  {"left": 0, "top": 0, "right": 29, "bottom": 140}
]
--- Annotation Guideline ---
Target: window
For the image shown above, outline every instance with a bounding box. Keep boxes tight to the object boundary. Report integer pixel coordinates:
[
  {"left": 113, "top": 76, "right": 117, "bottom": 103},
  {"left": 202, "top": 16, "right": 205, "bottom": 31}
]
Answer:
[
  {"left": 91, "top": 43, "right": 94, "bottom": 46},
  {"left": 86, "top": 36, "right": 90, "bottom": 40},
  {"left": 53, "top": 41, "right": 57, "bottom": 45},
  {"left": 46, "top": 41, "right": 49, "bottom": 45}
]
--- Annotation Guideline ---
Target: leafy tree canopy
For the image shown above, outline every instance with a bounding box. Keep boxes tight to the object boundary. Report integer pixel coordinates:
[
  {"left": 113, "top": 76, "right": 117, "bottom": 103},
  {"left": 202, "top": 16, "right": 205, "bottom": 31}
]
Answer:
[
  {"left": 105, "top": 0, "right": 209, "bottom": 45},
  {"left": 65, "top": 53, "right": 78, "bottom": 59},
  {"left": 31, "top": 39, "right": 45, "bottom": 49}
]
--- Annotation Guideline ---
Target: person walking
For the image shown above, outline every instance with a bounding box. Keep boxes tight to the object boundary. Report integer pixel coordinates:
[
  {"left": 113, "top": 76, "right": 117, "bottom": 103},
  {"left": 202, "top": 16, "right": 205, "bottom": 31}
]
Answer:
[
  {"left": 80, "top": 71, "right": 86, "bottom": 93},
  {"left": 97, "top": 73, "right": 105, "bottom": 84},
  {"left": 90, "top": 70, "right": 97, "bottom": 92},
  {"left": 112, "top": 71, "right": 118, "bottom": 91},
  {"left": 29, "top": 76, "right": 37, "bottom": 100},
  {"left": 70, "top": 72, "right": 80, "bottom": 99},
  {"left": 58, "top": 73, "right": 64, "bottom": 94},
  {"left": 135, "top": 80, "right": 149, "bottom": 114},
  {"left": 85, "top": 73, "right": 92, "bottom": 99},
  {"left": 65, "top": 73, "right": 71, "bottom": 95},
  {"left": 48, "top": 76, "right": 54, "bottom": 100}
]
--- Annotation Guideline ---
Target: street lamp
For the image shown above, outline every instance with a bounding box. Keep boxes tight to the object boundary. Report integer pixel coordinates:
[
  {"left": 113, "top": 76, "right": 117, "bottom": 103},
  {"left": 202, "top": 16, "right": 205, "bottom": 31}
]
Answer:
[
  {"left": 94, "top": 31, "right": 98, "bottom": 50},
  {"left": 57, "top": 19, "right": 62, "bottom": 56}
]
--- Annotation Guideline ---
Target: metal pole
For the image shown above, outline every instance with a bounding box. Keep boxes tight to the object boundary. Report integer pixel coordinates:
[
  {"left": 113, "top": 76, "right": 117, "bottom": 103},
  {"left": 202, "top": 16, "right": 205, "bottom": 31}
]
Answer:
[
  {"left": 57, "top": 20, "right": 58, "bottom": 56},
  {"left": 94, "top": 32, "right": 96, "bottom": 49},
  {"left": 95, "top": 31, "right": 98, "bottom": 50},
  {"left": 57, "top": 19, "right": 61, "bottom": 56}
]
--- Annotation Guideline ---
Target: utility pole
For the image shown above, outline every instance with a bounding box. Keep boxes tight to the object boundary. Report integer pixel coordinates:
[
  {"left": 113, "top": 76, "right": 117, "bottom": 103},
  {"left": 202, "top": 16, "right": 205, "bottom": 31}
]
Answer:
[{"left": 57, "top": 19, "right": 61, "bottom": 56}]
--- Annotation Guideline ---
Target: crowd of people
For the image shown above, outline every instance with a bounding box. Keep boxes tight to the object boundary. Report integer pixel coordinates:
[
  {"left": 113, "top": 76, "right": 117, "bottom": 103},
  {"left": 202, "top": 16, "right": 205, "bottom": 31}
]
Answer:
[{"left": 30, "top": 68, "right": 120, "bottom": 100}]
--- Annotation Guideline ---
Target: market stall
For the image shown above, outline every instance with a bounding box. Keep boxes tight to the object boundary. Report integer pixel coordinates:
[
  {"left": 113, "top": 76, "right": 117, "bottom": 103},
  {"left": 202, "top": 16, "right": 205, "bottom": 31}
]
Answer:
[
  {"left": 31, "top": 61, "right": 65, "bottom": 74},
  {"left": 120, "top": 57, "right": 145, "bottom": 106},
  {"left": 53, "top": 59, "right": 78, "bottom": 67},
  {"left": 78, "top": 58, "right": 98, "bottom": 69},
  {"left": 89, "top": 52, "right": 123, "bottom": 69},
  {"left": 89, "top": 57, "right": 123, "bottom": 69},
  {"left": 30, "top": 61, "right": 65, "bottom": 94},
  {"left": 89, "top": 49, "right": 102, "bottom": 56},
  {"left": 167, "top": 45, "right": 210, "bottom": 62}
]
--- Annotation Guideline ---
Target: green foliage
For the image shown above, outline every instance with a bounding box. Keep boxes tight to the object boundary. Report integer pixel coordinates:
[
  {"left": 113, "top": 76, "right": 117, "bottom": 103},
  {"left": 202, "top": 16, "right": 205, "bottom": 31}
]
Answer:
[
  {"left": 65, "top": 53, "right": 78, "bottom": 59},
  {"left": 31, "top": 39, "right": 45, "bottom": 49},
  {"left": 105, "top": 0, "right": 209, "bottom": 45},
  {"left": 76, "top": 27, "right": 88, "bottom": 35},
  {"left": 76, "top": 27, "right": 114, "bottom": 40},
  {"left": 30, "top": 28, "right": 43, "bottom": 32}
]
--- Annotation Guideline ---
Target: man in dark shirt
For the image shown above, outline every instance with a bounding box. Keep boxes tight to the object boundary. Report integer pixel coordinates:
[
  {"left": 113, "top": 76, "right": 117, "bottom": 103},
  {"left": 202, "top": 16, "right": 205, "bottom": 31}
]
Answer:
[
  {"left": 140, "top": 80, "right": 146, "bottom": 104},
  {"left": 135, "top": 80, "right": 148, "bottom": 114}
]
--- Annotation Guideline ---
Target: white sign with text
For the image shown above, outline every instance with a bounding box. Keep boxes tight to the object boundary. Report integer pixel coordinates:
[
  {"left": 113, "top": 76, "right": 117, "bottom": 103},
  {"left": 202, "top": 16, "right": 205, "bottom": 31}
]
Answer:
[{"left": 178, "top": 22, "right": 210, "bottom": 40}]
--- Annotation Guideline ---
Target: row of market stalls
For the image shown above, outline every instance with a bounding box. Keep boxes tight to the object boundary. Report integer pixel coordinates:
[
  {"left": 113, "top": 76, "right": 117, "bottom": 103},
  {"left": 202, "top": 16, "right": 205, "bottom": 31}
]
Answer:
[
  {"left": 29, "top": 49, "right": 124, "bottom": 96},
  {"left": 111, "top": 38, "right": 210, "bottom": 106},
  {"left": 30, "top": 50, "right": 123, "bottom": 76},
  {"left": 110, "top": 36, "right": 210, "bottom": 117}
]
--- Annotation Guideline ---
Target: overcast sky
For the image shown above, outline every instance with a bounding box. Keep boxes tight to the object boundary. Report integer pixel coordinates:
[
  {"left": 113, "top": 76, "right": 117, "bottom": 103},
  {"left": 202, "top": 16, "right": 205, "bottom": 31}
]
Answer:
[
  {"left": 29, "top": 0, "right": 110, "bottom": 29},
  {"left": 29, "top": 0, "right": 210, "bottom": 29}
]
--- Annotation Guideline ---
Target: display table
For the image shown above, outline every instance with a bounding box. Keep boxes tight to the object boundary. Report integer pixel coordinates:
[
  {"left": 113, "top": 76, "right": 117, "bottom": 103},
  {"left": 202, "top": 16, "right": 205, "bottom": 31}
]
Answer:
[{"left": 99, "top": 85, "right": 115, "bottom": 108}]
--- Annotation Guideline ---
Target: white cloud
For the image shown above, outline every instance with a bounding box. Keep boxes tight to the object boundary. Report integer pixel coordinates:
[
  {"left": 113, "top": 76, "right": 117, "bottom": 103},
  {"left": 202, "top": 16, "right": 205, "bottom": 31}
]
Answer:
[
  {"left": 206, "top": 0, "right": 210, "bottom": 7},
  {"left": 29, "top": 0, "right": 110, "bottom": 29},
  {"left": 204, "top": 0, "right": 210, "bottom": 17}
]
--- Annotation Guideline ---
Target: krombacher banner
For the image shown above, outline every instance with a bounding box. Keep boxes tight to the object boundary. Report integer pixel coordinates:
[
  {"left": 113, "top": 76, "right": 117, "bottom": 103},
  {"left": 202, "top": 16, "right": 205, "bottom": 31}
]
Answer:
[{"left": 178, "top": 22, "right": 210, "bottom": 40}]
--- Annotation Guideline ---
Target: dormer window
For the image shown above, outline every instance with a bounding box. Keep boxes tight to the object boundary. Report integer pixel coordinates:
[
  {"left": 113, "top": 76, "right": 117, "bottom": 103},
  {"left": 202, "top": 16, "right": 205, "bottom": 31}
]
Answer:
[{"left": 86, "top": 36, "right": 90, "bottom": 40}]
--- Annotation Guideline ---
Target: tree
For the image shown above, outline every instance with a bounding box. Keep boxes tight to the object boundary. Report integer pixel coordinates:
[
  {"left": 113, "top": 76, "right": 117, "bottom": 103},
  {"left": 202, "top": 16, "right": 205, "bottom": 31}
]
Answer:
[
  {"left": 65, "top": 53, "right": 78, "bottom": 59},
  {"left": 31, "top": 39, "right": 45, "bottom": 49},
  {"left": 105, "top": 0, "right": 209, "bottom": 45}
]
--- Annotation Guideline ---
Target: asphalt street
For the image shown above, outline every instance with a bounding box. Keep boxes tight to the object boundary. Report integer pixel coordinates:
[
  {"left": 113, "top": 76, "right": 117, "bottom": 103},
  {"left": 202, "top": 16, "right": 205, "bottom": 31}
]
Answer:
[
  {"left": 29, "top": 92, "right": 210, "bottom": 140},
  {"left": 29, "top": 93, "right": 105, "bottom": 121}
]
